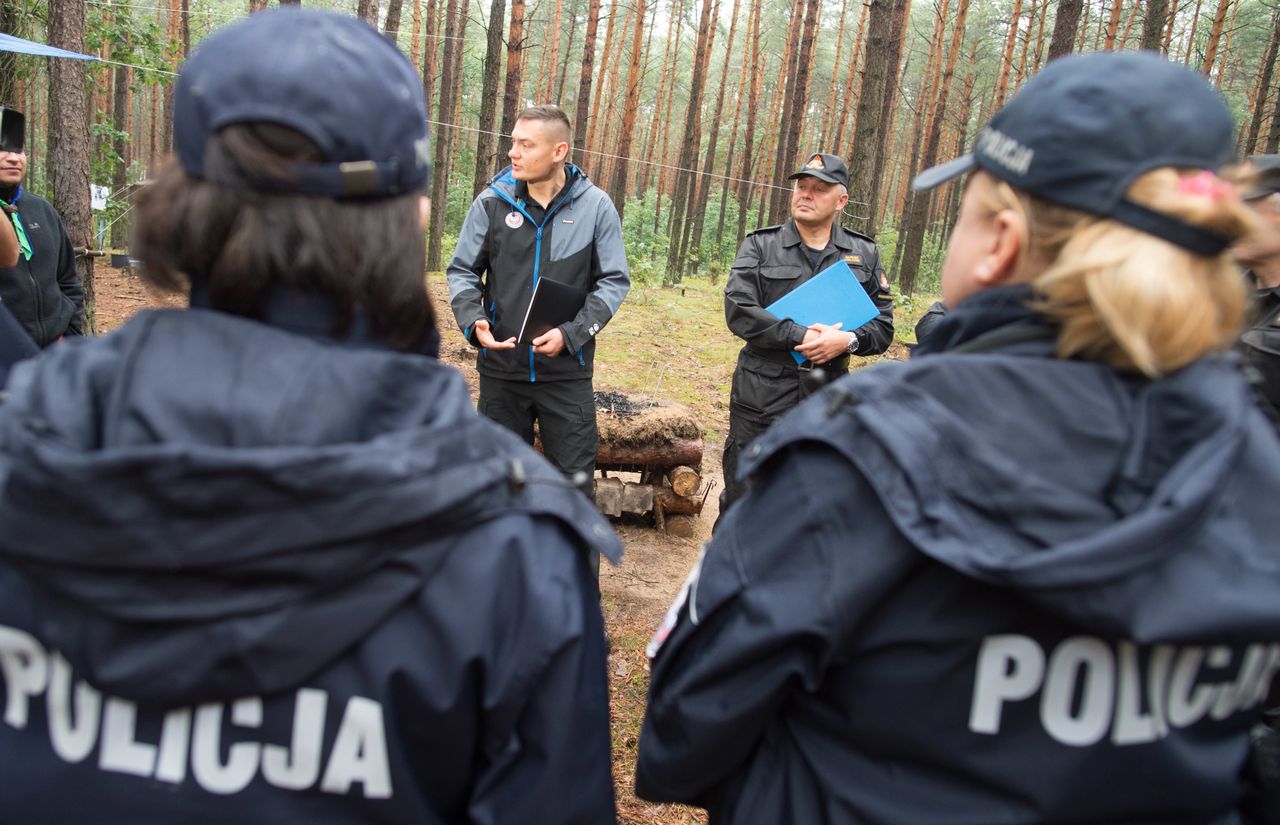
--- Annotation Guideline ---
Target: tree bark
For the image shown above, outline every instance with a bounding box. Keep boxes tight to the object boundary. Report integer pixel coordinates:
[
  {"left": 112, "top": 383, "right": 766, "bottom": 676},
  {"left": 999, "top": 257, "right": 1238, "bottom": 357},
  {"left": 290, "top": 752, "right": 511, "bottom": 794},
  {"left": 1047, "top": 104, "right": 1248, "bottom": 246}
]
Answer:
[
  {"left": 1201, "top": 0, "right": 1231, "bottom": 75},
  {"left": 1245, "top": 13, "right": 1280, "bottom": 156},
  {"left": 863, "top": 0, "right": 910, "bottom": 236},
  {"left": 1103, "top": 0, "right": 1122, "bottom": 48},
  {"left": 384, "top": 0, "right": 406, "bottom": 39},
  {"left": 423, "top": 0, "right": 442, "bottom": 122},
  {"left": 1046, "top": 0, "right": 1081, "bottom": 61},
  {"left": 497, "top": 0, "right": 527, "bottom": 172},
  {"left": 555, "top": 0, "right": 578, "bottom": 102},
  {"left": 0, "top": 0, "right": 20, "bottom": 107},
  {"left": 688, "top": 0, "right": 741, "bottom": 254},
  {"left": 832, "top": 0, "right": 869, "bottom": 155},
  {"left": 572, "top": 0, "right": 602, "bottom": 164},
  {"left": 735, "top": 0, "right": 762, "bottom": 244},
  {"left": 1140, "top": 0, "right": 1168, "bottom": 51},
  {"left": 819, "top": 0, "right": 852, "bottom": 146},
  {"left": 584, "top": 1, "right": 620, "bottom": 162},
  {"left": 664, "top": 0, "right": 715, "bottom": 284},
  {"left": 897, "top": 0, "right": 968, "bottom": 295},
  {"left": 607, "top": 0, "right": 649, "bottom": 217},
  {"left": 427, "top": 0, "right": 464, "bottom": 271},
  {"left": 473, "top": 0, "right": 506, "bottom": 195},
  {"left": 542, "top": 0, "right": 565, "bottom": 100},
  {"left": 110, "top": 56, "right": 129, "bottom": 249},
  {"left": 48, "top": 0, "right": 95, "bottom": 333},
  {"left": 994, "top": 0, "right": 1024, "bottom": 107},
  {"left": 846, "top": 0, "right": 895, "bottom": 234},
  {"left": 357, "top": 0, "right": 379, "bottom": 24}
]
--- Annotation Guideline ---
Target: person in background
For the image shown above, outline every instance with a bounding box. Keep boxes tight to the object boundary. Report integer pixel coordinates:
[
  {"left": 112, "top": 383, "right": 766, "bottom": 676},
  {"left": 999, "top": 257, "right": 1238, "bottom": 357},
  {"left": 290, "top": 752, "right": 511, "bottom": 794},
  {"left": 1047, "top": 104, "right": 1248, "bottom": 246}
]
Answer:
[
  {"left": 0, "top": 113, "right": 83, "bottom": 347},
  {"left": 637, "top": 52, "right": 1280, "bottom": 824},
  {"left": 1237, "top": 154, "right": 1280, "bottom": 418},
  {"left": 913, "top": 299, "right": 947, "bottom": 350},
  {"left": 719, "top": 152, "right": 894, "bottom": 516},
  {"left": 447, "top": 105, "right": 630, "bottom": 578},
  {"left": 0, "top": 10, "right": 619, "bottom": 823}
]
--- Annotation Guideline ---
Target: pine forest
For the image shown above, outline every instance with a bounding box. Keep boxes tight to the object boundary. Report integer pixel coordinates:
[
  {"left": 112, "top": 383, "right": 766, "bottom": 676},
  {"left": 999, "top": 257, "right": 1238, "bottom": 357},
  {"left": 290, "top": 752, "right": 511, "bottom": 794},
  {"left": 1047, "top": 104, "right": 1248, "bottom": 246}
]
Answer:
[{"left": 14, "top": 0, "right": 1280, "bottom": 305}]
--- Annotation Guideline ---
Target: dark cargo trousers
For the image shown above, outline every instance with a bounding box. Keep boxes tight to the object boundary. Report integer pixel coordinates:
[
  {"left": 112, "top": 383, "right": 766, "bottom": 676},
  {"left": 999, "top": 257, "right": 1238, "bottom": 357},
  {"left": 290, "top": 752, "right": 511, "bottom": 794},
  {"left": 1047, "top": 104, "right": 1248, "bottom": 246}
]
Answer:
[
  {"left": 478, "top": 375, "right": 601, "bottom": 576},
  {"left": 719, "top": 350, "right": 849, "bottom": 526}
]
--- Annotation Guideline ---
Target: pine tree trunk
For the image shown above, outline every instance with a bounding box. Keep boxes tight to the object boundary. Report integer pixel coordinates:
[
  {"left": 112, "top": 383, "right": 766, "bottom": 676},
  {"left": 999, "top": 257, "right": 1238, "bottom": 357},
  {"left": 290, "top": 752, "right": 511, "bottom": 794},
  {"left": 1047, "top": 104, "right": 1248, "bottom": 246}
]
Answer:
[
  {"left": 555, "top": 0, "right": 578, "bottom": 102},
  {"left": 833, "top": 0, "right": 869, "bottom": 154},
  {"left": 385, "top": 0, "right": 406, "bottom": 38},
  {"left": 994, "top": 0, "right": 1024, "bottom": 107},
  {"left": 427, "top": 0, "right": 464, "bottom": 271},
  {"left": 1118, "top": 0, "right": 1141, "bottom": 45},
  {"left": 673, "top": 0, "right": 720, "bottom": 273},
  {"left": 1245, "top": 13, "right": 1280, "bottom": 155},
  {"left": 651, "top": 0, "right": 687, "bottom": 230},
  {"left": 109, "top": 56, "right": 129, "bottom": 249},
  {"left": 1015, "top": 0, "right": 1037, "bottom": 82},
  {"left": 473, "top": 0, "right": 506, "bottom": 195},
  {"left": 769, "top": 0, "right": 821, "bottom": 222},
  {"left": 897, "top": 0, "right": 968, "bottom": 295},
  {"left": 688, "top": 0, "right": 741, "bottom": 254},
  {"left": 1047, "top": 0, "right": 1082, "bottom": 61},
  {"left": 846, "top": 0, "right": 896, "bottom": 234},
  {"left": 1140, "top": 0, "right": 1168, "bottom": 51},
  {"left": 357, "top": 0, "right": 379, "bottom": 24},
  {"left": 411, "top": 0, "right": 423, "bottom": 71},
  {"left": 572, "top": 0, "right": 602, "bottom": 164},
  {"left": 48, "top": 0, "right": 95, "bottom": 332},
  {"left": 607, "top": 0, "right": 649, "bottom": 218},
  {"left": 735, "top": 0, "right": 763, "bottom": 244},
  {"left": 819, "top": 0, "right": 852, "bottom": 147},
  {"left": 1182, "top": 0, "right": 1204, "bottom": 63},
  {"left": 584, "top": 1, "right": 620, "bottom": 160},
  {"left": 664, "top": 0, "right": 715, "bottom": 284},
  {"left": 1103, "top": 0, "right": 1123, "bottom": 49},
  {"left": 498, "top": 0, "right": 526, "bottom": 172},
  {"left": 249, "top": 0, "right": 269, "bottom": 11},
  {"left": 423, "top": 0, "right": 442, "bottom": 121},
  {"left": 542, "top": 0, "right": 565, "bottom": 100},
  {"left": 716, "top": 40, "right": 750, "bottom": 251},
  {"left": 1201, "top": 0, "right": 1231, "bottom": 75},
  {"left": 1214, "top": 0, "right": 1242, "bottom": 87},
  {"left": 0, "top": 0, "right": 19, "bottom": 107},
  {"left": 1032, "top": 0, "right": 1048, "bottom": 70},
  {"left": 864, "top": 0, "right": 910, "bottom": 236}
]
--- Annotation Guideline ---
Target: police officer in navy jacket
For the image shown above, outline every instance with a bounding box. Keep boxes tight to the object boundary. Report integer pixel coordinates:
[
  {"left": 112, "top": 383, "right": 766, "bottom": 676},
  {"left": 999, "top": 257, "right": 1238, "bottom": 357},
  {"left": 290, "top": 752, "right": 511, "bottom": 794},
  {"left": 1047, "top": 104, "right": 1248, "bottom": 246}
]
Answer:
[
  {"left": 637, "top": 52, "right": 1280, "bottom": 824},
  {"left": 0, "top": 10, "right": 619, "bottom": 824}
]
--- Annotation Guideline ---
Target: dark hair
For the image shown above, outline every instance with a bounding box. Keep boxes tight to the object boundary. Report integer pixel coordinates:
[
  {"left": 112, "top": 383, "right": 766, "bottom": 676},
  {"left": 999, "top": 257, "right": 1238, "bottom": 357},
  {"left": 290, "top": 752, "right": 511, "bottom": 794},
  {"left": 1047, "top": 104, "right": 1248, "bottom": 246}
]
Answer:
[
  {"left": 132, "top": 123, "right": 434, "bottom": 353},
  {"left": 515, "top": 104, "right": 572, "bottom": 147}
]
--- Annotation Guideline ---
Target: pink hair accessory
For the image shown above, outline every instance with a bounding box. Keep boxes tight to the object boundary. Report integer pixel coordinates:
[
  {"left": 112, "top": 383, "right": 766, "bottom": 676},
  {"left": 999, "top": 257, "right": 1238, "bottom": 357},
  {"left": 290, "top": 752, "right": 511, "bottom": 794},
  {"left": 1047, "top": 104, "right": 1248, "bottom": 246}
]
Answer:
[{"left": 1177, "top": 170, "right": 1237, "bottom": 202}]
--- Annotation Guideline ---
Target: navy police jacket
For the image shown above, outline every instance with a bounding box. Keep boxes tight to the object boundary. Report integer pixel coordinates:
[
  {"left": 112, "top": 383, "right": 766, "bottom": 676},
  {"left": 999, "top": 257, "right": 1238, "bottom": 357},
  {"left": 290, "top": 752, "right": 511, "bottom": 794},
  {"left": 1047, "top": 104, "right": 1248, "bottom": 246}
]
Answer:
[
  {"left": 637, "top": 285, "right": 1280, "bottom": 824},
  {"left": 0, "top": 306, "right": 621, "bottom": 824}
]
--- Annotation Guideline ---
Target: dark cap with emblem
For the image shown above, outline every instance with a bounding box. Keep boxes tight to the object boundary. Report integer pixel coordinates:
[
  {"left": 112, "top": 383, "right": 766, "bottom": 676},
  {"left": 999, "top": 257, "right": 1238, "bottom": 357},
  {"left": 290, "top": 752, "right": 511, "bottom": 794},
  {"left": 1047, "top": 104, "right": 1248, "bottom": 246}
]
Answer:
[
  {"left": 1242, "top": 154, "right": 1280, "bottom": 201},
  {"left": 788, "top": 153, "right": 849, "bottom": 188},
  {"left": 174, "top": 7, "right": 431, "bottom": 199},
  {"left": 912, "top": 51, "right": 1236, "bottom": 256}
]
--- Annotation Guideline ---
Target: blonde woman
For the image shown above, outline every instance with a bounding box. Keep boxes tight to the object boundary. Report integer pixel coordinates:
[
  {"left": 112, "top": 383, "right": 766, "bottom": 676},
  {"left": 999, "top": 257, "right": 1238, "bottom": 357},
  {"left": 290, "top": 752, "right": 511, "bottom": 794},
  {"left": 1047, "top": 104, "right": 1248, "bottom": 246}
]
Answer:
[{"left": 638, "top": 52, "right": 1280, "bottom": 824}]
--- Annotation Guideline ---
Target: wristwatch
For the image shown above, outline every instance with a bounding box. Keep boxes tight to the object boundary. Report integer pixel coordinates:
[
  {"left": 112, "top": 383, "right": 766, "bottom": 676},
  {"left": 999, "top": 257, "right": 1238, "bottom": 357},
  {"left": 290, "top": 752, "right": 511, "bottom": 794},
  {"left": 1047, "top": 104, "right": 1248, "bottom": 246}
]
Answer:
[{"left": 846, "top": 331, "right": 860, "bottom": 355}]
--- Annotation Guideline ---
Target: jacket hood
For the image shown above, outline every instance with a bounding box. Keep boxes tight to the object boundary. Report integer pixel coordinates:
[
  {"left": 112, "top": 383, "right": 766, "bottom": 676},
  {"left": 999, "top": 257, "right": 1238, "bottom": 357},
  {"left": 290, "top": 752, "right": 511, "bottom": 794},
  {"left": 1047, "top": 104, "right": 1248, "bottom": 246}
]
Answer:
[
  {"left": 0, "top": 309, "right": 620, "bottom": 703},
  {"left": 742, "top": 296, "right": 1280, "bottom": 643}
]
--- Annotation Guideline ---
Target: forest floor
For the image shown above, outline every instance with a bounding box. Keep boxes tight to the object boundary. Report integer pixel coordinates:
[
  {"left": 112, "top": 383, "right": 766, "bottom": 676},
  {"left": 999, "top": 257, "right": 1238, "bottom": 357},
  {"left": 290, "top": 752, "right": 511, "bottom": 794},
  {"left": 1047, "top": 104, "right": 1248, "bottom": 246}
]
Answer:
[{"left": 92, "top": 262, "right": 935, "bottom": 824}]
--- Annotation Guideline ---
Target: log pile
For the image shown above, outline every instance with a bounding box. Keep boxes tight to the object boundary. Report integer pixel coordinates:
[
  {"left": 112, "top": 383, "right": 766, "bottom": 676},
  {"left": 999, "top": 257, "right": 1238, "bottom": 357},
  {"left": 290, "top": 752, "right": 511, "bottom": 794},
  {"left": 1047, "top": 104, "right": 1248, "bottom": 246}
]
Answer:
[{"left": 592, "top": 391, "right": 709, "bottom": 534}]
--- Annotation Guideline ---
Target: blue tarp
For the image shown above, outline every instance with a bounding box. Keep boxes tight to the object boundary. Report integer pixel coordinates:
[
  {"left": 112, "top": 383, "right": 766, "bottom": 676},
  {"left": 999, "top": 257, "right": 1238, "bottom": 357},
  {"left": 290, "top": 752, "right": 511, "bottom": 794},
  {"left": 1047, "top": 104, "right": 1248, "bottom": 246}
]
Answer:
[{"left": 0, "top": 32, "right": 97, "bottom": 61}]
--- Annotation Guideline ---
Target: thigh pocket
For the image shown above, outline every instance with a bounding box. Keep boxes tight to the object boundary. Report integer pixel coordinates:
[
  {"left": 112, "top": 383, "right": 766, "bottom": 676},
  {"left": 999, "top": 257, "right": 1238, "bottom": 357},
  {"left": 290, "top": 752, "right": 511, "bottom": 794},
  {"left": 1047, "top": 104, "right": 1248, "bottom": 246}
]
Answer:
[{"left": 731, "top": 357, "right": 799, "bottom": 423}]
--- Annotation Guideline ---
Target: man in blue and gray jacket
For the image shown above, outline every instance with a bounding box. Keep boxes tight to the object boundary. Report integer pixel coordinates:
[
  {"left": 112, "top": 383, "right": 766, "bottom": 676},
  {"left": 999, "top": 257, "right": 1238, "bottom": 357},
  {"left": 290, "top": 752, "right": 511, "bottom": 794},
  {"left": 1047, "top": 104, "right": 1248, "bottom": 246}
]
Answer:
[{"left": 447, "top": 105, "right": 629, "bottom": 530}]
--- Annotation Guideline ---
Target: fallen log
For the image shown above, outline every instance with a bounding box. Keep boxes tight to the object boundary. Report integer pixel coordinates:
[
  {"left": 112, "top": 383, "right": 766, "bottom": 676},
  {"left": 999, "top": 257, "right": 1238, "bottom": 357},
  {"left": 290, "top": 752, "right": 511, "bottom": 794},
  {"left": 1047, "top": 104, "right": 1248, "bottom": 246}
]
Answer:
[
  {"left": 596, "top": 437, "right": 703, "bottom": 469},
  {"left": 668, "top": 465, "right": 701, "bottom": 498}
]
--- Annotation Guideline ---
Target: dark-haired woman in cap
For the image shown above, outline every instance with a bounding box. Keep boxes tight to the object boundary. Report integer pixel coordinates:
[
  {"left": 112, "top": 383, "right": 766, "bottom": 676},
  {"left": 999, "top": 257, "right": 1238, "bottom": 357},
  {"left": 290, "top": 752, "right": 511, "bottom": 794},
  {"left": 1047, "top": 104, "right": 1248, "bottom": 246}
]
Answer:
[
  {"left": 0, "top": 9, "right": 618, "bottom": 824},
  {"left": 637, "top": 51, "right": 1280, "bottom": 824}
]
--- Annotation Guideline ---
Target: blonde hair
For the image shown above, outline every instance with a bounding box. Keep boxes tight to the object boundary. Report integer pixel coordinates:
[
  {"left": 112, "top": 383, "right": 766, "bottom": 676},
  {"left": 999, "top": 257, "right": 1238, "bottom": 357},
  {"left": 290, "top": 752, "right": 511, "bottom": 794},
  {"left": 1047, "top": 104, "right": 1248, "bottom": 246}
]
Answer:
[{"left": 977, "top": 169, "right": 1260, "bottom": 377}]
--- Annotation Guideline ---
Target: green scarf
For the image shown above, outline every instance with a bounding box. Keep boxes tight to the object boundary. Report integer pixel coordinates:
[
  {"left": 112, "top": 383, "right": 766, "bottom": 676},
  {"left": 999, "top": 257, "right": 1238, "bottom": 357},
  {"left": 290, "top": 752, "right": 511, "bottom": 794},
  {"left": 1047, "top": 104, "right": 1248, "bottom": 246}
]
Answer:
[{"left": 0, "top": 199, "right": 30, "bottom": 261}]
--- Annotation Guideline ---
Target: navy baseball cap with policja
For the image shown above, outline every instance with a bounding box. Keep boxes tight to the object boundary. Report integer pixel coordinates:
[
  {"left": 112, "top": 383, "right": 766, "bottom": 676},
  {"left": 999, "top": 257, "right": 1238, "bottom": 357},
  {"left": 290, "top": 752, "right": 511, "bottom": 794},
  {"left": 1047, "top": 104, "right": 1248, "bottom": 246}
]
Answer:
[
  {"left": 789, "top": 153, "right": 849, "bottom": 188},
  {"left": 913, "top": 51, "right": 1236, "bottom": 256},
  {"left": 174, "top": 7, "right": 431, "bottom": 199}
]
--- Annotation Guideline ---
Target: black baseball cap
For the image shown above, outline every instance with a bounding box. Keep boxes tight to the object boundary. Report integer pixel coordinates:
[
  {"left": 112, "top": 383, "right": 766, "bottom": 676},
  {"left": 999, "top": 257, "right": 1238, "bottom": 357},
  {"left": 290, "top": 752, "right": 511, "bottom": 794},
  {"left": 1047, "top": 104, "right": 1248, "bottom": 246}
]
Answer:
[
  {"left": 789, "top": 153, "right": 849, "bottom": 188},
  {"left": 913, "top": 51, "right": 1236, "bottom": 256},
  {"left": 174, "top": 8, "right": 431, "bottom": 199},
  {"left": 1242, "top": 155, "right": 1280, "bottom": 201}
]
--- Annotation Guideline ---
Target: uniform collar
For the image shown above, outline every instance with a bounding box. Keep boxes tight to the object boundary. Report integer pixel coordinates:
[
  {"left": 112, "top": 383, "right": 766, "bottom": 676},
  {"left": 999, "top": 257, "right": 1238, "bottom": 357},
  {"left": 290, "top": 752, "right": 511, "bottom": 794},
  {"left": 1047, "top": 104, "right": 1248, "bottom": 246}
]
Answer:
[{"left": 781, "top": 218, "right": 854, "bottom": 250}]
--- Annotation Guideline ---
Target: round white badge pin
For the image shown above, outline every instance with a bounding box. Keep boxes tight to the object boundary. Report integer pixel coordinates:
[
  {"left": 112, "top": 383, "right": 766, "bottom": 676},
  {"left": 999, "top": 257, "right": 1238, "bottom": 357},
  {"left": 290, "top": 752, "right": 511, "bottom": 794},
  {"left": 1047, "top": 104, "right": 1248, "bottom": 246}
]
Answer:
[{"left": 505, "top": 211, "right": 524, "bottom": 229}]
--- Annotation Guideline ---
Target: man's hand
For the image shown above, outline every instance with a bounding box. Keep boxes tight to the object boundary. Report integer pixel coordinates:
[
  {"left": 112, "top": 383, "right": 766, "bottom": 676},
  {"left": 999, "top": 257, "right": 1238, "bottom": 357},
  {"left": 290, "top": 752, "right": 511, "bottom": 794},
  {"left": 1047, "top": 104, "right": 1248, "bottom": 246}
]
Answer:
[
  {"left": 474, "top": 318, "right": 516, "bottom": 350},
  {"left": 794, "top": 322, "right": 848, "bottom": 365},
  {"left": 532, "top": 327, "right": 567, "bottom": 357}
]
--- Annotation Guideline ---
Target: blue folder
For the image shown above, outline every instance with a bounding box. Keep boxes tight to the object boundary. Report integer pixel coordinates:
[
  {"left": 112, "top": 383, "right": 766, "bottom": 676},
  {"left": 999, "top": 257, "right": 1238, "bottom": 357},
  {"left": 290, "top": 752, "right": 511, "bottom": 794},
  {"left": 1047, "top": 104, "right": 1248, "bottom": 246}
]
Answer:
[{"left": 764, "top": 259, "right": 880, "bottom": 365}]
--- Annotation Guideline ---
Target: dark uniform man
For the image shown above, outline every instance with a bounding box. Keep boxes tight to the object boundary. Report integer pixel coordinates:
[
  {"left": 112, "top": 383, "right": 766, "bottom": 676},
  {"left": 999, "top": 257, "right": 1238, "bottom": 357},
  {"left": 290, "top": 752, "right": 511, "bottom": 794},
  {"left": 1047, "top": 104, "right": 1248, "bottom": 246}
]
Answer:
[
  {"left": 1238, "top": 154, "right": 1280, "bottom": 418},
  {"left": 721, "top": 152, "right": 893, "bottom": 512},
  {"left": 0, "top": 117, "right": 83, "bottom": 347}
]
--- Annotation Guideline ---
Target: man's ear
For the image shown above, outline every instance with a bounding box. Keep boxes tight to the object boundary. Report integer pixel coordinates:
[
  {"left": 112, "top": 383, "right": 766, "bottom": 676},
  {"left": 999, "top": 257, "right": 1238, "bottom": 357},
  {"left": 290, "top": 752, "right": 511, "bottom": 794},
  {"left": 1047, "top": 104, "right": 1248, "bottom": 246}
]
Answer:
[
  {"left": 553, "top": 141, "right": 570, "bottom": 163},
  {"left": 418, "top": 195, "right": 431, "bottom": 231},
  {"left": 975, "top": 208, "right": 1025, "bottom": 287}
]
